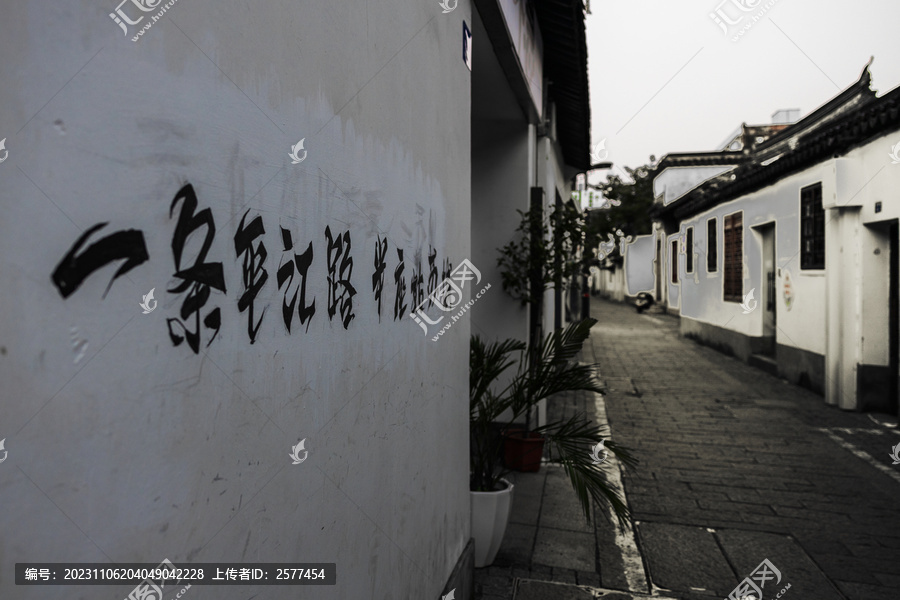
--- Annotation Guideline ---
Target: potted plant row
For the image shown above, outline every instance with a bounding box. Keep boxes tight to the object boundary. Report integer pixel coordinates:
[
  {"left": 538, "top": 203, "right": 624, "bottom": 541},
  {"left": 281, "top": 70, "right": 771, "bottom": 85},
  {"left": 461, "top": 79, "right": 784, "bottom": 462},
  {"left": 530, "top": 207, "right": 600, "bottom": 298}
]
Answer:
[{"left": 469, "top": 318, "right": 637, "bottom": 567}]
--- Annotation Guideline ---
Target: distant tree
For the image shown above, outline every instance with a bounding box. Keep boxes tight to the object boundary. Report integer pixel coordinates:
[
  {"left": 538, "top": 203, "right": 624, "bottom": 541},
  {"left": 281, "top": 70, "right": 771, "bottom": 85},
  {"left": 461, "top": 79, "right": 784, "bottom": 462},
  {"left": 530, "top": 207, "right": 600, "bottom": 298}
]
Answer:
[{"left": 584, "top": 158, "right": 657, "bottom": 261}]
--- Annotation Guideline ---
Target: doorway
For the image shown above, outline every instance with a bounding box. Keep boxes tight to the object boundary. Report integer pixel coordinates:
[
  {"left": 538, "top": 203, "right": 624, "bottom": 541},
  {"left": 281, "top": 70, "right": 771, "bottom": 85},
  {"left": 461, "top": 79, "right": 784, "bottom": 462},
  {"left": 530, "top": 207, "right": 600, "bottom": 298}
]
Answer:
[
  {"left": 758, "top": 223, "right": 776, "bottom": 356},
  {"left": 655, "top": 236, "right": 662, "bottom": 302}
]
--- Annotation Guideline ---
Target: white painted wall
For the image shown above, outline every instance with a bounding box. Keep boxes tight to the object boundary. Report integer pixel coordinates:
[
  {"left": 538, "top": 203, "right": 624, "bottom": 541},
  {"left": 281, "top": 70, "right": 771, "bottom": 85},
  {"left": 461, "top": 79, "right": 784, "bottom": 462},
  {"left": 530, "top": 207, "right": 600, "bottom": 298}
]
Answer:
[
  {"left": 672, "top": 130, "right": 900, "bottom": 410},
  {"left": 860, "top": 132, "right": 900, "bottom": 225},
  {"left": 822, "top": 132, "right": 900, "bottom": 407},
  {"left": 470, "top": 9, "right": 529, "bottom": 348},
  {"left": 825, "top": 209, "right": 862, "bottom": 408},
  {"left": 676, "top": 167, "right": 830, "bottom": 352},
  {"left": 594, "top": 265, "right": 626, "bottom": 302},
  {"left": 0, "top": 2, "right": 472, "bottom": 598},
  {"left": 853, "top": 133, "right": 900, "bottom": 371},
  {"left": 624, "top": 235, "right": 655, "bottom": 296},
  {"left": 470, "top": 112, "right": 530, "bottom": 345}
]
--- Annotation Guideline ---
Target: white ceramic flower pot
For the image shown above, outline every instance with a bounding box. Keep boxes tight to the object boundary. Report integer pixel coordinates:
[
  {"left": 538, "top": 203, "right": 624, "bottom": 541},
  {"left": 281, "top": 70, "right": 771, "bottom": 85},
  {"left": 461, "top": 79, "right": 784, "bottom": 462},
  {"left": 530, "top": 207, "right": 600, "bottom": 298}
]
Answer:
[{"left": 470, "top": 478, "right": 514, "bottom": 568}]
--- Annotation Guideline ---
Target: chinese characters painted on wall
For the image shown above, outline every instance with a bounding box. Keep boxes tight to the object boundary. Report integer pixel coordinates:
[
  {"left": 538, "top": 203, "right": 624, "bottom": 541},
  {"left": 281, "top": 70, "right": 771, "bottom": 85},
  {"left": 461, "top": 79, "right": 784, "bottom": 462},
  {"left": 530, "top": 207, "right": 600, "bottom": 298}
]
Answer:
[{"left": 50, "top": 182, "right": 455, "bottom": 353}]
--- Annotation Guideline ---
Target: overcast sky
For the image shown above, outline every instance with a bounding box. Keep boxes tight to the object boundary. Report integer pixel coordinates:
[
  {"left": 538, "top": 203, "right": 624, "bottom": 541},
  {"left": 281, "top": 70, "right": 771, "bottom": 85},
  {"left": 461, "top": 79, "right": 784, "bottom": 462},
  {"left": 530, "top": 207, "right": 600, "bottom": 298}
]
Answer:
[{"left": 584, "top": 0, "right": 900, "bottom": 184}]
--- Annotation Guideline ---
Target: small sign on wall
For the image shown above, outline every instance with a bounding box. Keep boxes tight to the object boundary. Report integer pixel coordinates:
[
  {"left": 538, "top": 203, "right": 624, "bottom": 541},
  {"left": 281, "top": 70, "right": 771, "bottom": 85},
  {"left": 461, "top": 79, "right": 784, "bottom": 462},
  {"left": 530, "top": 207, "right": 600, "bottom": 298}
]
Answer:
[
  {"left": 783, "top": 269, "right": 794, "bottom": 311},
  {"left": 463, "top": 21, "right": 472, "bottom": 71}
]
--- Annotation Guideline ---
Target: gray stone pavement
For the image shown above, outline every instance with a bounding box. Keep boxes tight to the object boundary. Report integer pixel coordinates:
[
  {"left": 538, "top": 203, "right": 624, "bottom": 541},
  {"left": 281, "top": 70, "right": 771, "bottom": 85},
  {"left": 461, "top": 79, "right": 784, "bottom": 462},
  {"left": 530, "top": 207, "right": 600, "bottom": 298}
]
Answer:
[{"left": 474, "top": 296, "right": 900, "bottom": 600}]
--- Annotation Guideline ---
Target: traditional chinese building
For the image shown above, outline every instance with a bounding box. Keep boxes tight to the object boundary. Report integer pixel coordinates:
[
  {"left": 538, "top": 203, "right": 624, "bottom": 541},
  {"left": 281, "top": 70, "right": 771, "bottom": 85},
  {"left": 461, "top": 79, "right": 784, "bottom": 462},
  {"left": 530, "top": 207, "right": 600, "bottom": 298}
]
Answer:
[{"left": 641, "top": 62, "right": 900, "bottom": 414}]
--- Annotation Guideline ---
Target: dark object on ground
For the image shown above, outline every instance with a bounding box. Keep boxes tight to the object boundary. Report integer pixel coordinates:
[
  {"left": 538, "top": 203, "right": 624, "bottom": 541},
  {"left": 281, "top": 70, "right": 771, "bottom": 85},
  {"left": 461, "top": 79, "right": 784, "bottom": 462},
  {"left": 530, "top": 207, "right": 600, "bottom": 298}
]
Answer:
[{"left": 635, "top": 292, "right": 654, "bottom": 313}]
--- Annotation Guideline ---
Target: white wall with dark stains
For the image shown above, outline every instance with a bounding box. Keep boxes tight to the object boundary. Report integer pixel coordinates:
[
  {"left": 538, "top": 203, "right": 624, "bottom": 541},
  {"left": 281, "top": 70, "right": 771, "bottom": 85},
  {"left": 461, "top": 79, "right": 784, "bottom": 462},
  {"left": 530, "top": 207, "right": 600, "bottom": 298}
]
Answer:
[
  {"left": 666, "top": 131, "right": 900, "bottom": 409},
  {"left": 0, "top": 1, "right": 472, "bottom": 598},
  {"left": 675, "top": 167, "right": 825, "bottom": 345}
]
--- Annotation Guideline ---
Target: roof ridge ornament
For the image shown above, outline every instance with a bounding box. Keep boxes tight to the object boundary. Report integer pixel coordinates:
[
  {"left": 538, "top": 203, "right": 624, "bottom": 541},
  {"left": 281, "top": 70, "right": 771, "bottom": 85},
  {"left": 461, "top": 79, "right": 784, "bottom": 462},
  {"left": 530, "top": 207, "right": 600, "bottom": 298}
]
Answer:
[{"left": 859, "top": 55, "right": 874, "bottom": 89}]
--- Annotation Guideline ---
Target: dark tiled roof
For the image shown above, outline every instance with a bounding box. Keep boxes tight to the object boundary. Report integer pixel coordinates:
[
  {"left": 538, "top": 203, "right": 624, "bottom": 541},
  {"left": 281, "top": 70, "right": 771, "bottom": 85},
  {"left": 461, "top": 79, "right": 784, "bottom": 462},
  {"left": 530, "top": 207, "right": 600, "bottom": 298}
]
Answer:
[
  {"left": 656, "top": 151, "right": 748, "bottom": 169},
  {"left": 535, "top": 0, "right": 591, "bottom": 171},
  {"left": 656, "top": 65, "right": 900, "bottom": 221},
  {"left": 728, "top": 124, "right": 792, "bottom": 151}
]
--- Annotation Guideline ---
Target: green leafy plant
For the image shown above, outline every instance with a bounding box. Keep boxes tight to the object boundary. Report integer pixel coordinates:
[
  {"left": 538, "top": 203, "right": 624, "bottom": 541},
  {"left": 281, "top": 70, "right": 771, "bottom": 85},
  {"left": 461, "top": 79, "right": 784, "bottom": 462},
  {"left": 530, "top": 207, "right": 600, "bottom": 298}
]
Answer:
[
  {"left": 497, "top": 200, "right": 585, "bottom": 305},
  {"left": 469, "top": 318, "right": 637, "bottom": 527},
  {"left": 496, "top": 199, "right": 589, "bottom": 433}
]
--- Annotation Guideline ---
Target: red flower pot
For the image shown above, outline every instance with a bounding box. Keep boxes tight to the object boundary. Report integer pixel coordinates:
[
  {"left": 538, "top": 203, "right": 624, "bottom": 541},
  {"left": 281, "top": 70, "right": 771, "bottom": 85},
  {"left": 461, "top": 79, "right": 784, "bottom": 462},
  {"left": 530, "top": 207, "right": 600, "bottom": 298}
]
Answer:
[{"left": 503, "top": 431, "right": 546, "bottom": 472}]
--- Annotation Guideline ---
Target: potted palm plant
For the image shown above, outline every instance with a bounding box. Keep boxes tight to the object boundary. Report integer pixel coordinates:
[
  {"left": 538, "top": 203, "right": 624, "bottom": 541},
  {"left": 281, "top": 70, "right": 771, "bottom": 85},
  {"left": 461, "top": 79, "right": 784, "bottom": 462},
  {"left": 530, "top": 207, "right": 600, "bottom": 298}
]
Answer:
[
  {"left": 469, "top": 318, "right": 637, "bottom": 567},
  {"left": 496, "top": 198, "right": 587, "bottom": 470}
]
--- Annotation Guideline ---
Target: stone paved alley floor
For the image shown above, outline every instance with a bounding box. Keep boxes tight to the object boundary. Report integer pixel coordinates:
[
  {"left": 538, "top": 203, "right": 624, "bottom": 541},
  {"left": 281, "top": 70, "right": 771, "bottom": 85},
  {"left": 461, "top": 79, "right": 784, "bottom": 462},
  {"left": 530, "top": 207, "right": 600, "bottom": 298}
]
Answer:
[{"left": 475, "top": 297, "right": 900, "bottom": 600}]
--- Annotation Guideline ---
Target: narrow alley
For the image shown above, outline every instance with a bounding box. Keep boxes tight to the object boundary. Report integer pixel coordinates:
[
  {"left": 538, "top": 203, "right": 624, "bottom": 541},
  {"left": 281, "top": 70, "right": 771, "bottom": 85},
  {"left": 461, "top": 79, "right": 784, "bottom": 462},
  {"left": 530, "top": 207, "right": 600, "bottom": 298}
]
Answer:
[{"left": 477, "top": 296, "right": 900, "bottom": 600}]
